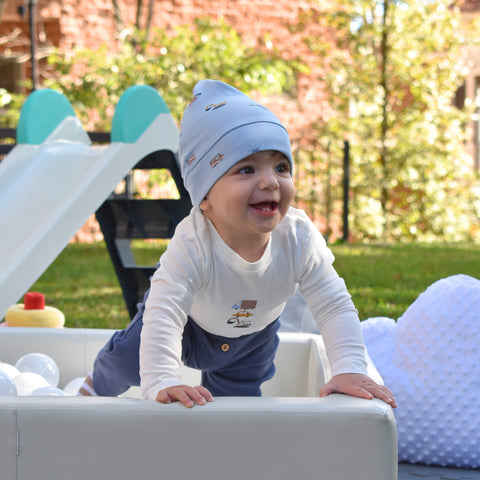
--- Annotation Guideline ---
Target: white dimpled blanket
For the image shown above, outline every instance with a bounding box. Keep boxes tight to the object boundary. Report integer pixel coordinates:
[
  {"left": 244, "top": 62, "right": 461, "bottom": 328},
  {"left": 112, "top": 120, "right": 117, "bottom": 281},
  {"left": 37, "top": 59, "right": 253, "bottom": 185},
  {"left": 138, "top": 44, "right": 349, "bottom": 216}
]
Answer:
[{"left": 361, "top": 274, "right": 480, "bottom": 468}]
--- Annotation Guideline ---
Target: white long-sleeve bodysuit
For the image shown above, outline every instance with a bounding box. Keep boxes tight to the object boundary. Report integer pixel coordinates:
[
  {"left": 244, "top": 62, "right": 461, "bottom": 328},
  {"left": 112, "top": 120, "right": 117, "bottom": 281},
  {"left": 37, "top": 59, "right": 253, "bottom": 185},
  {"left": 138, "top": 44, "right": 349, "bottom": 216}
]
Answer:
[{"left": 140, "top": 206, "right": 367, "bottom": 400}]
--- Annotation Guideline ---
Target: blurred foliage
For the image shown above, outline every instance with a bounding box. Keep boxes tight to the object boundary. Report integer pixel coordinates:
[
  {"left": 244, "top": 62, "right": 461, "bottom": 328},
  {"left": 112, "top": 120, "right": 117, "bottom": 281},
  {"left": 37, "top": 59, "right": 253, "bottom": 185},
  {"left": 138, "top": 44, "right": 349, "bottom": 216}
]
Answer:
[
  {"left": 293, "top": 140, "right": 347, "bottom": 241},
  {"left": 2, "top": 7, "right": 480, "bottom": 243},
  {"left": 43, "top": 17, "right": 301, "bottom": 129},
  {"left": 300, "top": 0, "right": 480, "bottom": 242},
  {"left": 0, "top": 88, "right": 24, "bottom": 128}
]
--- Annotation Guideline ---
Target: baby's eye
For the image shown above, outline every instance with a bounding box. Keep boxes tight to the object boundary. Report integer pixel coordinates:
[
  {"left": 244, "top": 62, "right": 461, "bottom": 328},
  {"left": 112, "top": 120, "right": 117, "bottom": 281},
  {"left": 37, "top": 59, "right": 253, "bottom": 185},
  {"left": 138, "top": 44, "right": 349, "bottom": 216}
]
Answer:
[
  {"left": 238, "top": 165, "right": 254, "bottom": 174},
  {"left": 276, "top": 163, "right": 290, "bottom": 174}
]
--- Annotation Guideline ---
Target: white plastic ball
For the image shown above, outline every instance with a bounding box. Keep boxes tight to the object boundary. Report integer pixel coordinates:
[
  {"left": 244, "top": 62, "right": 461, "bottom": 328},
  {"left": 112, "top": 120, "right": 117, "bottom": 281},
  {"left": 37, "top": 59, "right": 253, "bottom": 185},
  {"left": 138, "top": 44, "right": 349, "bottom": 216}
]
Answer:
[
  {"left": 14, "top": 372, "right": 49, "bottom": 395},
  {"left": 62, "top": 377, "right": 84, "bottom": 396},
  {"left": 15, "top": 353, "right": 59, "bottom": 387},
  {"left": 0, "top": 362, "right": 20, "bottom": 380},
  {"left": 0, "top": 371, "right": 17, "bottom": 396},
  {"left": 31, "top": 386, "right": 67, "bottom": 396}
]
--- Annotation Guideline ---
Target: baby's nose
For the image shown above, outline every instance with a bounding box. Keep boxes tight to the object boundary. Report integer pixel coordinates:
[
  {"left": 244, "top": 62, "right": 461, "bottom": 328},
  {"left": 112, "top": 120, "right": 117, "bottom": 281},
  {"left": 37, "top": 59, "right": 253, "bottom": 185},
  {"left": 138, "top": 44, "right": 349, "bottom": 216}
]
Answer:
[{"left": 259, "top": 169, "right": 279, "bottom": 189}]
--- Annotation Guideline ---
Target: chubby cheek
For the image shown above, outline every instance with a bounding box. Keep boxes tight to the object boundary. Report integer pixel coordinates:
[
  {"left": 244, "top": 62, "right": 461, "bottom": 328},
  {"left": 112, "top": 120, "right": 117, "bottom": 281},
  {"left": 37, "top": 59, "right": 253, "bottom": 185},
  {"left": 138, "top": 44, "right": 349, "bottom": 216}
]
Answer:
[{"left": 283, "top": 181, "right": 296, "bottom": 206}]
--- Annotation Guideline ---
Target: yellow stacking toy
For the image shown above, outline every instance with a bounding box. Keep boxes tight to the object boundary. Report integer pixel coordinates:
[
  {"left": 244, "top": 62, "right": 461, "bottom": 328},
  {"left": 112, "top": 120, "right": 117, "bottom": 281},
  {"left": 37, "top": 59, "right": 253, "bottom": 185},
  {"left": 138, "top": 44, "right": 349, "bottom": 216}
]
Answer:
[{"left": 5, "top": 292, "right": 65, "bottom": 328}]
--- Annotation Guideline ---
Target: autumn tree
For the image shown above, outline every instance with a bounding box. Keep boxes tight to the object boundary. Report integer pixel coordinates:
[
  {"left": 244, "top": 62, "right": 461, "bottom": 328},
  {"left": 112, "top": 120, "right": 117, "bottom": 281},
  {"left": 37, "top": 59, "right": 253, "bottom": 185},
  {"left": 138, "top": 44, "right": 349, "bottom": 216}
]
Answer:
[{"left": 301, "top": 0, "right": 480, "bottom": 242}]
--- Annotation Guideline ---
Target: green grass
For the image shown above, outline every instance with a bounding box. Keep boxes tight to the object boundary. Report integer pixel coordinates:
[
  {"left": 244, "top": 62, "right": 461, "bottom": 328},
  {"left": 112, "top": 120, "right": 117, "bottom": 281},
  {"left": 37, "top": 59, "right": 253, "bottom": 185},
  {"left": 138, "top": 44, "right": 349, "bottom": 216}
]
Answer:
[
  {"left": 15, "top": 241, "right": 480, "bottom": 329},
  {"left": 330, "top": 243, "right": 480, "bottom": 320}
]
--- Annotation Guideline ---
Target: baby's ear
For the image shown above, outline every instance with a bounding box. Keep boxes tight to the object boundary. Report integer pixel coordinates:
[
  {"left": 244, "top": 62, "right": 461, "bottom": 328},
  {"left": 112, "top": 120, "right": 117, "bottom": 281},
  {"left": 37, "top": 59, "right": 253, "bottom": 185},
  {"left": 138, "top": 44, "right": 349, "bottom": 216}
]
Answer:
[{"left": 199, "top": 197, "right": 210, "bottom": 213}]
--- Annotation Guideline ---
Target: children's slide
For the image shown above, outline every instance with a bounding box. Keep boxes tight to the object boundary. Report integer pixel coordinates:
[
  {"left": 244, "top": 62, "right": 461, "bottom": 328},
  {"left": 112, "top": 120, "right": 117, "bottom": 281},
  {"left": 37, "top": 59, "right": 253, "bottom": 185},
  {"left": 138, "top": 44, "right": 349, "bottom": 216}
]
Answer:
[{"left": 0, "top": 86, "right": 179, "bottom": 320}]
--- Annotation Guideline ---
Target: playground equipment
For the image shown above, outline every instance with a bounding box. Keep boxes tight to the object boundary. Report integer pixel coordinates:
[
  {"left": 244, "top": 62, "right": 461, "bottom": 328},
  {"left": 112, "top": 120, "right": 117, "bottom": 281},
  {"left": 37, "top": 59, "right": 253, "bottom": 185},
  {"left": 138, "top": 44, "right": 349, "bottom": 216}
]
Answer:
[
  {"left": 0, "top": 327, "right": 397, "bottom": 480},
  {"left": 95, "top": 136, "right": 191, "bottom": 319},
  {"left": 0, "top": 86, "right": 178, "bottom": 320},
  {"left": 1, "top": 325, "right": 476, "bottom": 479}
]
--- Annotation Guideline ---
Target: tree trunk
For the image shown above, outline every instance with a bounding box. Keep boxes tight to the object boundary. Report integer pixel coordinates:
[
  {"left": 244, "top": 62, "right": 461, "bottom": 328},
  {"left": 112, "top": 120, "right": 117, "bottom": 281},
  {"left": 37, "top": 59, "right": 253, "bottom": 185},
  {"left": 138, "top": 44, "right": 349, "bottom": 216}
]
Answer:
[
  {"left": 112, "top": 0, "right": 124, "bottom": 33},
  {"left": 0, "top": 0, "right": 6, "bottom": 22},
  {"left": 379, "top": 0, "right": 391, "bottom": 242},
  {"left": 145, "top": 0, "right": 155, "bottom": 41}
]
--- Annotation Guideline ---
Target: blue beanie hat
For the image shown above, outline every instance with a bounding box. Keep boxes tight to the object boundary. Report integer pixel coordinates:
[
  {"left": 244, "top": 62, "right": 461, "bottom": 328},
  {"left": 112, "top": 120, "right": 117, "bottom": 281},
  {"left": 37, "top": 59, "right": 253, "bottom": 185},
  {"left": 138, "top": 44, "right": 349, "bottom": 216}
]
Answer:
[{"left": 179, "top": 80, "right": 293, "bottom": 207}]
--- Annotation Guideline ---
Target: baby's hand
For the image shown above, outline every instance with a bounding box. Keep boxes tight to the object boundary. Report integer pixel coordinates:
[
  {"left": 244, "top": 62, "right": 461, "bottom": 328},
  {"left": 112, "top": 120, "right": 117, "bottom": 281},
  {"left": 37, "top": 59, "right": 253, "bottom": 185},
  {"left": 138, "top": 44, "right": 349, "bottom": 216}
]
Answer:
[
  {"left": 318, "top": 373, "right": 397, "bottom": 408},
  {"left": 155, "top": 384, "right": 214, "bottom": 408}
]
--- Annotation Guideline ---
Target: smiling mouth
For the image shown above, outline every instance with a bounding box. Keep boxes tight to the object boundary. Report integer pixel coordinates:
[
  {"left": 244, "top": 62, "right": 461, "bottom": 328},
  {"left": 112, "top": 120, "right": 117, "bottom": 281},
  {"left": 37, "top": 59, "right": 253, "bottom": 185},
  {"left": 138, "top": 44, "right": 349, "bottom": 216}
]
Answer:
[{"left": 250, "top": 201, "right": 279, "bottom": 212}]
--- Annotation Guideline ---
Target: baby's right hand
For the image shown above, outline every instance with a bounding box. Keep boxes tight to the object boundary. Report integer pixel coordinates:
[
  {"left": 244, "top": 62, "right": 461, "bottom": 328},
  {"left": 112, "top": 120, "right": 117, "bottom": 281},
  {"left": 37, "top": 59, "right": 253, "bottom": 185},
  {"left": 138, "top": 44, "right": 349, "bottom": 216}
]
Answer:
[{"left": 155, "top": 384, "right": 214, "bottom": 408}]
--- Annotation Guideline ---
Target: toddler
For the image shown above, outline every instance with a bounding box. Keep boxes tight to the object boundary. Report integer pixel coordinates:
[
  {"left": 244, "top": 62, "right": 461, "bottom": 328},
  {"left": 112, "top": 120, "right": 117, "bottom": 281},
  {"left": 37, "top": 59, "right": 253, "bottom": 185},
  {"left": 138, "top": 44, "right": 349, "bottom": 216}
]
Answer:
[{"left": 80, "top": 80, "right": 396, "bottom": 409}]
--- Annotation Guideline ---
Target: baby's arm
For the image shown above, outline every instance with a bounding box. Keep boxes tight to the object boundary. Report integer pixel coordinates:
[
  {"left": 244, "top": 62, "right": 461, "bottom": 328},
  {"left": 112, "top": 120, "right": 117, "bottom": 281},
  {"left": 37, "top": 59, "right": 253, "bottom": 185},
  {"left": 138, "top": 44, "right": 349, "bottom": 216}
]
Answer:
[
  {"left": 319, "top": 373, "right": 397, "bottom": 408},
  {"left": 297, "top": 234, "right": 396, "bottom": 408},
  {"left": 140, "top": 238, "right": 200, "bottom": 401},
  {"left": 156, "top": 384, "right": 214, "bottom": 408}
]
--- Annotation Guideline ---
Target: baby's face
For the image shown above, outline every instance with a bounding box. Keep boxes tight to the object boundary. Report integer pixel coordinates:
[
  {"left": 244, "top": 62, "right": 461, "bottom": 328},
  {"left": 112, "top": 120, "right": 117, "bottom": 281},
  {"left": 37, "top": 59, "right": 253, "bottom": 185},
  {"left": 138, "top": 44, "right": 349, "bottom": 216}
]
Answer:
[{"left": 200, "top": 150, "right": 295, "bottom": 256}]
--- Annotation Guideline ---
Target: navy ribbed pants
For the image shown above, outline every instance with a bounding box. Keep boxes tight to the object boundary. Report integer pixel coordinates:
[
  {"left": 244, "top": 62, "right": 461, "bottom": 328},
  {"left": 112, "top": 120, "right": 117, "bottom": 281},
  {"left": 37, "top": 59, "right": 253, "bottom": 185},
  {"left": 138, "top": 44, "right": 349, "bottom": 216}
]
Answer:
[{"left": 92, "top": 289, "right": 280, "bottom": 397}]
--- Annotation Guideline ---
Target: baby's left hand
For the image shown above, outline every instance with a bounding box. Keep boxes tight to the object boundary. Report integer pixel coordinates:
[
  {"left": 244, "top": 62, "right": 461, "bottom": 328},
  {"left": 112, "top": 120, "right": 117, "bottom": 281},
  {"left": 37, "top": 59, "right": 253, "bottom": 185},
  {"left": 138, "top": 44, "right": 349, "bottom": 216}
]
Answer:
[{"left": 319, "top": 373, "right": 397, "bottom": 408}]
